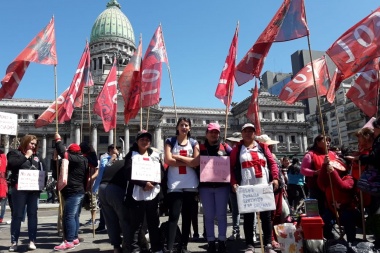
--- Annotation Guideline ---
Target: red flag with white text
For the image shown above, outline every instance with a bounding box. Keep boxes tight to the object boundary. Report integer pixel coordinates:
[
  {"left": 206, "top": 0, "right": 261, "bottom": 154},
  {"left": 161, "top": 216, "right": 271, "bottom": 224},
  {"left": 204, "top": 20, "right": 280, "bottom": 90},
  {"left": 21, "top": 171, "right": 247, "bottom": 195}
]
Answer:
[
  {"left": 140, "top": 25, "right": 168, "bottom": 108},
  {"left": 278, "top": 56, "right": 329, "bottom": 104},
  {"left": 246, "top": 79, "right": 261, "bottom": 135},
  {"left": 215, "top": 25, "right": 239, "bottom": 108},
  {"left": 346, "top": 64, "right": 379, "bottom": 117},
  {"left": 326, "top": 7, "right": 380, "bottom": 79},
  {"left": 326, "top": 68, "right": 344, "bottom": 104},
  {"left": 235, "top": 0, "right": 308, "bottom": 86},
  {"left": 93, "top": 61, "right": 118, "bottom": 132},
  {"left": 0, "top": 17, "right": 57, "bottom": 100},
  {"left": 119, "top": 38, "right": 143, "bottom": 124},
  {"left": 58, "top": 42, "right": 92, "bottom": 123}
]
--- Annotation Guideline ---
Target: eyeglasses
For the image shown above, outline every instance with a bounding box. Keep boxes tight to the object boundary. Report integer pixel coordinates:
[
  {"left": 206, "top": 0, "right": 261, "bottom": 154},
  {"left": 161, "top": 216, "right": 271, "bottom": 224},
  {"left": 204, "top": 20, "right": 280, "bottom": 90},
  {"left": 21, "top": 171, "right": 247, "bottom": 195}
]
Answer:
[{"left": 30, "top": 142, "right": 37, "bottom": 146}]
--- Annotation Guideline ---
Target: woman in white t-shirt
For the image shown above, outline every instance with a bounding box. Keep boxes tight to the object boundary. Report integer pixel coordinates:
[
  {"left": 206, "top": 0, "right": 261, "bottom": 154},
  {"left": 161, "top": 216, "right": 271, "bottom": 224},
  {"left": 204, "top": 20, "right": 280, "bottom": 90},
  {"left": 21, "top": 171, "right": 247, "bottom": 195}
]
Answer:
[{"left": 164, "top": 117, "right": 200, "bottom": 253}]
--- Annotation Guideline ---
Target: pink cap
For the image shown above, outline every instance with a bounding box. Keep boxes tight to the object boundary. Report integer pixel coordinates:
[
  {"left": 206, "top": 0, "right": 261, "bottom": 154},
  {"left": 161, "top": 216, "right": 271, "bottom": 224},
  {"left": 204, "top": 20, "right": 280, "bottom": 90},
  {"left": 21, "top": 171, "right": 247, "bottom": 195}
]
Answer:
[{"left": 207, "top": 123, "right": 220, "bottom": 132}]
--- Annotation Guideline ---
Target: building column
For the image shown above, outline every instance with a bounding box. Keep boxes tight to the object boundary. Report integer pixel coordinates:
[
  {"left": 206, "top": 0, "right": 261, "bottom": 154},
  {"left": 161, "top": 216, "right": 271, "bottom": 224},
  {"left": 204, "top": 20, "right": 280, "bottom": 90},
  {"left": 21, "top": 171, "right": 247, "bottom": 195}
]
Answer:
[
  {"left": 271, "top": 111, "right": 275, "bottom": 121},
  {"left": 75, "top": 124, "right": 81, "bottom": 144},
  {"left": 42, "top": 134, "right": 47, "bottom": 159},
  {"left": 4, "top": 135, "right": 9, "bottom": 154},
  {"left": 286, "top": 134, "right": 291, "bottom": 153},
  {"left": 92, "top": 124, "right": 98, "bottom": 153},
  {"left": 154, "top": 126, "right": 162, "bottom": 151},
  {"left": 298, "top": 134, "right": 304, "bottom": 153},
  {"left": 273, "top": 134, "right": 278, "bottom": 152},
  {"left": 108, "top": 129, "right": 114, "bottom": 145},
  {"left": 283, "top": 112, "right": 288, "bottom": 121},
  {"left": 124, "top": 125, "right": 130, "bottom": 154},
  {"left": 303, "top": 134, "right": 308, "bottom": 153}
]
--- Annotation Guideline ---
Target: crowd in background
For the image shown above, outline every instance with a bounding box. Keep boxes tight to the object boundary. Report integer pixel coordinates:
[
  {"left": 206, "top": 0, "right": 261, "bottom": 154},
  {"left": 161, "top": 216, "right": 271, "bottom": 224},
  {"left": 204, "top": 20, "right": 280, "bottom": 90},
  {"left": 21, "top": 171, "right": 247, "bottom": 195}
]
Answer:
[{"left": 1, "top": 116, "right": 380, "bottom": 253}]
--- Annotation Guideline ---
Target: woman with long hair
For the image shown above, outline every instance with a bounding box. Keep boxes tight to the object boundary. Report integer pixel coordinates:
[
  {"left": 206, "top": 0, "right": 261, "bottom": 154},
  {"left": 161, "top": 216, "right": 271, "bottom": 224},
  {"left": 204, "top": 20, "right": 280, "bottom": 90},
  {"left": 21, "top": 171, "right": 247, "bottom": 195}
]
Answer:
[
  {"left": 164, "top": 117, "right": 200, "bottom": 253},
  {"left": 7, "top": 135, "right": 46, "bottom": 251}
]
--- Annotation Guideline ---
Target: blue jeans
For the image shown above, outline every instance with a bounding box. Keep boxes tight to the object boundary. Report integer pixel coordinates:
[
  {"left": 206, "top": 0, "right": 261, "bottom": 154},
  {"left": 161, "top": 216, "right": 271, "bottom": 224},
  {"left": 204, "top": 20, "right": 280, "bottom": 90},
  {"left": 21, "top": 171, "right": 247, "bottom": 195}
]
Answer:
[
  {"left": 10, "top": 188, "right": 39, "bottom": 243},
  {"left": 229, "top": 192, "right": 240, "bottom": 234},
  {"left": 199, "top": 186, "right": 230, "bottom": 241},
  {"left": 63, "top": 193, "right": 84, "bottom": 242},
  {"left": 0, "top": 197, "right": 7, "bottom": 219}
]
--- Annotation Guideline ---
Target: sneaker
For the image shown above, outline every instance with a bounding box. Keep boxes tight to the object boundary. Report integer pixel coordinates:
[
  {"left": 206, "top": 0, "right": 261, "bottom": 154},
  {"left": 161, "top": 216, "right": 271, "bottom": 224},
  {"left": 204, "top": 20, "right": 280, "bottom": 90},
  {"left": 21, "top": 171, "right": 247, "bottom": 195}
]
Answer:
[
  {"left": 228, "top": 232, "right": 240, "bottom": 241},
  {"left": 95, "top": 226, "right": 106, "bottom": 233},
  {"left": 0, "top": 218, "right": 3, "bottom": 223},
  {"left": 54, "top": 241, "right": 75, "bottom": 251},
  {"left": 218, "top": 241, "right": 226, "bottom": 253},
  {"left": 207, "top": 241, "right": 216, "bottom": 253},
  {"left": 192, "top": 233, "right": 200, "bottom": 242},
  {"left": 29, "top": 241, "right": 37, "bottom": 250},
  {"left": 264, "top": 244, "right": 276, "bottom": 253},
  {"left": 244, "top": 245, "right": 255, "bottom": 253},
  {"left": 6, "top": 219, "right": 11, "bottom": 224},
  {"left": 9, "top": 243, "right": 17, "bottom": 252},
  {"left": 73, "top": 238, "right": 80, "bottom": 246}
]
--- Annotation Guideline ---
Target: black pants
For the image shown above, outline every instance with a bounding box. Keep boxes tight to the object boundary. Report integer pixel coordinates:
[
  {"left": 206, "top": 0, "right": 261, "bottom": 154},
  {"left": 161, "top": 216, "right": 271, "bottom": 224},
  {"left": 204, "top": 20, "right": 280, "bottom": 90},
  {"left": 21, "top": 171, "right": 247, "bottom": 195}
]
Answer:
[
  {"left": 243, "top": 211, "right": 272, "bottom": 246},
  {"left": 167, "top": 191, "right": 197, "bottom": 251},
  {"left": 287, "top": 184, "right": 305, "bottom": 211},
  {"left": 126, "top": 196, "right": 162, "bottom": 252}
]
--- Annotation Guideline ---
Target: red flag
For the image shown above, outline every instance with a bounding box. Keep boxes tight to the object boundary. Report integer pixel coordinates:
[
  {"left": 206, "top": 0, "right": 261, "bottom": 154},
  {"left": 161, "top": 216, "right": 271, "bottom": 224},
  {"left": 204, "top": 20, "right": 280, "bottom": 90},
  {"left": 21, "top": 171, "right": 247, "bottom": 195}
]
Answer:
[
  {"left": 235, "top": 0, "right": 308, "bottom": 85},
  {"left": 57, "top": 42, "right": 92, "bottom": 123},
  {"left": 326, "top": 68, "right": 344, "bottom": 104},
  {"left": 346, "top": 68, "right": 379, "bottom": 117},
  {"left": 278, "top": 56, "right": 329, "bottom": 104},
  {"left": 119, "top": 38, "right": 143, "bottom": 124},
  {"left": 93, "top": 61, "right": 118, "bottom": 132},
  {"left": 246, "top": 79, "right": 261, "bottom": 135},
  {"left": 215, "top": 24, "right": 239, "bottom": 108},
  {"left": 0, "top": 17, "right": 57, "bottom": 99},
  {"left": 140, "top": 25, "right": 168, "bottom": 108},
  {"left": 326, "top": 7, "right": 380, "bottom": 79}
]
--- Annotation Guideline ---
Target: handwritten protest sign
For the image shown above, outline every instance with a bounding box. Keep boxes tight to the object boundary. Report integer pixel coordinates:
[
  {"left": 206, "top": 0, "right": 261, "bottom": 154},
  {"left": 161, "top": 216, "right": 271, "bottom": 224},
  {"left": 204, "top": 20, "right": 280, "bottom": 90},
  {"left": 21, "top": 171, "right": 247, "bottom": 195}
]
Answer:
[
  {"left": 0, "top": 112, "right": 17, "bottom": 135},
  {"left": 237, "top": 184, "right": 275, "bottom": 213},
  {"left": 200, "top": 156, "right": 230, "bottom": 182},
  {"left": 17, "top": 170, "right": 46, "bottom": 191},
  {"left": 131, "top": 156, "right": 161, "bottom": 183}
]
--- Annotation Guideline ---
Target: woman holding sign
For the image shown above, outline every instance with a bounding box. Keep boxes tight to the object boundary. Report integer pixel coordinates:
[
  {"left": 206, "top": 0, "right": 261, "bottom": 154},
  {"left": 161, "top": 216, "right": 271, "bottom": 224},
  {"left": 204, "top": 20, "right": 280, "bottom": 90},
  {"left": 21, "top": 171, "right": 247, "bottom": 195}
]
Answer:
[
  {"left": 7, "top": 135, "right": 46, "bottom": 251},
  {"left": 198, "top": 123, "right": 231, "bottom": 253},
  {"left": 164, "top": 117, "right": 200, "bottom": 253},
  {"left": 124, "top": 130, "right": 164, "bottom": 253},
  {"left": 230, "top": 123, "right": 279, "bottom": 253}
]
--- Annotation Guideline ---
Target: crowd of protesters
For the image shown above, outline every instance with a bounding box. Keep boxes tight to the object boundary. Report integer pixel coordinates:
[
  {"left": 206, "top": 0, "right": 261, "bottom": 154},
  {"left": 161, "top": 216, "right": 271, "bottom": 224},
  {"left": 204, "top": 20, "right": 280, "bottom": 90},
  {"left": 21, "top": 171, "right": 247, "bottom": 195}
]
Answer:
[{"left": 2, "top": 116, "right": 380, "bottom": 252}]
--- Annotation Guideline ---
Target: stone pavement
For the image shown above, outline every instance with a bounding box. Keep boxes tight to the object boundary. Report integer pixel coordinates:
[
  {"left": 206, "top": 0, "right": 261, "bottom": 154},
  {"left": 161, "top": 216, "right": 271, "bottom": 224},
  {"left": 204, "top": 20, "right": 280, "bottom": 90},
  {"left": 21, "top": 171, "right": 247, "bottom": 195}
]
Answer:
[{"left": 0, "top": 203, "right": 260, "bottom": 253}]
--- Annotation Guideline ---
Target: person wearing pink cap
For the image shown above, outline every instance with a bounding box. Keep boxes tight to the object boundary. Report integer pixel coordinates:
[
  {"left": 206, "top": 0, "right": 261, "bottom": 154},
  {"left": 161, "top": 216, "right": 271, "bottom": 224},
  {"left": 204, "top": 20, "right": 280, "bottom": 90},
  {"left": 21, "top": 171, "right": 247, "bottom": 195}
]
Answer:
[
  {"left": 198, "top": 123, "right": 231, "bottom": 253},
  {"left": 53, "top": 133, "right": 89, "bottom": 251}
]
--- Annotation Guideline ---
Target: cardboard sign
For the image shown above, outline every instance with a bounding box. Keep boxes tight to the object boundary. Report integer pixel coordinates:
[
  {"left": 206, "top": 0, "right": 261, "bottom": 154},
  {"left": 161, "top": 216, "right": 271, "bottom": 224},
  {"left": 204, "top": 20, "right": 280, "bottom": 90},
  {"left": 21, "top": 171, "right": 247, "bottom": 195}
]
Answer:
[
  {"left": 200, "top": 156, "right": 230, "bottom": 183},
  {"left": 17, "top": 170, "right": 46, "bottom": 191},
  {"left": 131, "top": 156, "right": 161, "bottom": 183},
  {"left": 236, "top": 184, "right": 276, "bottom": 213},
  {"left": 0, "top": 112, "right": 17, "bottom": 135}
]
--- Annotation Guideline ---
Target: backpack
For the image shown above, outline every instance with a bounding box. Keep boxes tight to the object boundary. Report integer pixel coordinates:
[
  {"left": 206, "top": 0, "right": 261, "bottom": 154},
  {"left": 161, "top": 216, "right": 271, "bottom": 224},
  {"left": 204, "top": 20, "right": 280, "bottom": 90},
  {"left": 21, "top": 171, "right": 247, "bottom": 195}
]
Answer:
[{"left": 168, "top": 136, "right": 197, "bottom": 152}]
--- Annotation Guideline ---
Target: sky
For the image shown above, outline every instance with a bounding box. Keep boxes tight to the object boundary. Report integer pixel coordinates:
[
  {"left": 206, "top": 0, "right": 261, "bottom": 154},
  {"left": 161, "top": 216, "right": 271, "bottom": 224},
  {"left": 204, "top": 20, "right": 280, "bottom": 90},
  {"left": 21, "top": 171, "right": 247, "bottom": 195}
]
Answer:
[{"left": 0, "top": 0, "right": 379, "bottom": 109}]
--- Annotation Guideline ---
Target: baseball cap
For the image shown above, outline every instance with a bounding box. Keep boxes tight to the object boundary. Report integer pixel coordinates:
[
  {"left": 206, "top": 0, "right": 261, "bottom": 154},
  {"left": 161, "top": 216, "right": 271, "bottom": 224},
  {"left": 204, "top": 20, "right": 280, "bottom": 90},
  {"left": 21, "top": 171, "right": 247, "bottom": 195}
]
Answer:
[
  {"left": 68, "top": 143, "right": 81, "bottom": 153},
  {"left": 241, "top": 123, "right": 256, "bottom": 131},
  {"left": 136, "top": 130, "right": 152, "bottom": 142},
  {"left": 207, "top": 122, "right": 220, "bottom": 132}
]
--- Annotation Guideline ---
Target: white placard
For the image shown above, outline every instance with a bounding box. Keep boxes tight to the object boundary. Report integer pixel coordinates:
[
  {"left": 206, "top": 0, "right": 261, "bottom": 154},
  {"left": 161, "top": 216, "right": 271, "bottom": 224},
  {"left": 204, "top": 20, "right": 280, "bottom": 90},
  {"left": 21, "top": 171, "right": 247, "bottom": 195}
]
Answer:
[
  {"left": 0, "top": 112, "right": 17, "bottom": 135},
  {"left": 131, "top": 156, "right": 161, "bottom": 183},
  {"left": 237, "top": 184, "right": 276, "bottom": 213},
  {"left": 17, "top": 170, "right": 46, "bottom": 191},
  {"left": 200, "top": 156, "right": 230, "bottom": 182}
]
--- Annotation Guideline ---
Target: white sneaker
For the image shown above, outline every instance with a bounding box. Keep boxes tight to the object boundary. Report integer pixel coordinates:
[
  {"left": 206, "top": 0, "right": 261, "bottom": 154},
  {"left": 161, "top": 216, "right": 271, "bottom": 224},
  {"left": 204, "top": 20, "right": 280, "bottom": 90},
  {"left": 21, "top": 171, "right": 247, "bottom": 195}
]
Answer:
[
  {"left": 9, "top": 243, "right": 18, "bottom": 252},
  {"left": 29, "top": 241, "right": 37, "bottom": 250}
]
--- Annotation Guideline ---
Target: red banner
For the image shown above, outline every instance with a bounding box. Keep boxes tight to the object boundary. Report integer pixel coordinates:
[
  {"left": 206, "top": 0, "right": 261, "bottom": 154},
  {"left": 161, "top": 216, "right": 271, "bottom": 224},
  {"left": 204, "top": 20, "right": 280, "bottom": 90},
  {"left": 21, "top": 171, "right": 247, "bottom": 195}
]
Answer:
[
  {"left": 346, "top": 69, "right": 379, "bottom": 117},
  {"left": 278, "top": 56, "right": 329, "bottom": 104},
  {"left": 215, "top": 25, "right": 238, "bottom": 108},
  {"left": 246, "top": 79, "right": 261, "bottom": 135},
  {"left": 140, "top": 25, "right": 168, "bottom": 108},
  {"left": 0, "top": 17, "right": 57, "bottom": 99},
  {"left": 58, "top": 42, "right": 92, "bottom": 123},
  {"left": 93, "top": 62, "right": 118, "bottom": 132},
  {"left": 235, "top": 0, "right": 308, "bottom": 85},
  {"left": 326, "top": 7, "right": 380, "bottom": 79},
  {"left": 326, "top": 68, "right": 344, "bottom": 104}
]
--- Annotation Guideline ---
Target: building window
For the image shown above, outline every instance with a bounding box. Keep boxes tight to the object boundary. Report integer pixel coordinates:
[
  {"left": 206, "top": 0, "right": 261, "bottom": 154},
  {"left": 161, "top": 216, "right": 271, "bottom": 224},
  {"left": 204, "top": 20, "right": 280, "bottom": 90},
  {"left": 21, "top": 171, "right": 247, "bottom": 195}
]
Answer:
[
  {"left": 206, "top": 120, "right": 210, "bottom": 124},
  {"left": 166, "top": 118, "right": 171, "bottom": 123},
  {"left": 171, "top": 119, "right": 175, "bottom": 123},
  {"left": 34, "top": 114, "right": 39, "bottom": 120},
  {"left": 287, "top": 112, "right": 295, "bottom": 120},
  {"left": 98, "top": 57, "right": 103, "bottom": 69},
  {"left": 275, "top": 112, "right": 282, "bottom": 119},
  {"left": 93, "top": 58, "right": 97, "bottom": 70},
  {"left": 291, "top": 135, "right": 296, "bottom": 143},
  {"left": 278, "top": 135, "right": 284, "bottom": 143},
  {"left": 99, "top": 136, "right": 108, "bottom": 144}
]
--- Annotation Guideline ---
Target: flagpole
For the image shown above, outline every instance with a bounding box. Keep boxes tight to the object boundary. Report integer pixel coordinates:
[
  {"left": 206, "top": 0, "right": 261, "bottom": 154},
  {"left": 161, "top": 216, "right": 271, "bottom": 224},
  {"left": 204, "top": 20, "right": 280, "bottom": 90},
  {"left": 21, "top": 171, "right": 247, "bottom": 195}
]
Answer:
[
  {"left": 146, "top": 107, "right": 150, "bottom": 131},
  {"left": 54, "top": 64, "right": 64, "bottom": 240},
  {"left": 305, "top": 32, "right": 344, "bottom": 240},
  {"left": 80, "top": 92, "right": 84, "bottom": 142},
  {"left": 160, "top": 24, "right": 178, "bottom": 122}
]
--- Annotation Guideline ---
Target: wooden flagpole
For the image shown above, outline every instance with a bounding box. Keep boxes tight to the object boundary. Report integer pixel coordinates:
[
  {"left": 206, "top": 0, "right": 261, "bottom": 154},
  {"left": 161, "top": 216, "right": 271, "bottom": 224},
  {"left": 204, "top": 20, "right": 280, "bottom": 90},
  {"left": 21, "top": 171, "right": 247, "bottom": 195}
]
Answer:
[
  {"left": 80, "top": 93, "right": 85, "bottom": 142},
  {"left": 146, "top": 107, "right": 150, "bottom": 131},
  {"left": 160, "top": 24, "right": 178, "bottom": 122},
  {"left": 54, "top": 64, "right": 64, "bottom": 240},
  {"left": 87, "top": 84, "right": 95, "bottom": 238}
]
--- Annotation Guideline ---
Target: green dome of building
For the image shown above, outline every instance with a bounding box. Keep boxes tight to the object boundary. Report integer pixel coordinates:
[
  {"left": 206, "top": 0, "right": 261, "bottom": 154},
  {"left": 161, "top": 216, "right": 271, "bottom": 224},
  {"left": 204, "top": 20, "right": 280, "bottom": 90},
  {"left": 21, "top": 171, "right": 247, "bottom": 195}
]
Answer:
[{"left": 90, "top": 0, "right": 135, "bottom": 46}]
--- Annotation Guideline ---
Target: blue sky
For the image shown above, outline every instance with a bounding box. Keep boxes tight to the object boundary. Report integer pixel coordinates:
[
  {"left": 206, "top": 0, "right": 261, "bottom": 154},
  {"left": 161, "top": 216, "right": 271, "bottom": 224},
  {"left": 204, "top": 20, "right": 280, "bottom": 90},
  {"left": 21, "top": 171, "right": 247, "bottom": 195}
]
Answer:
[{"left": 0, "top": 0, "right": 379, "bottom": 109}]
